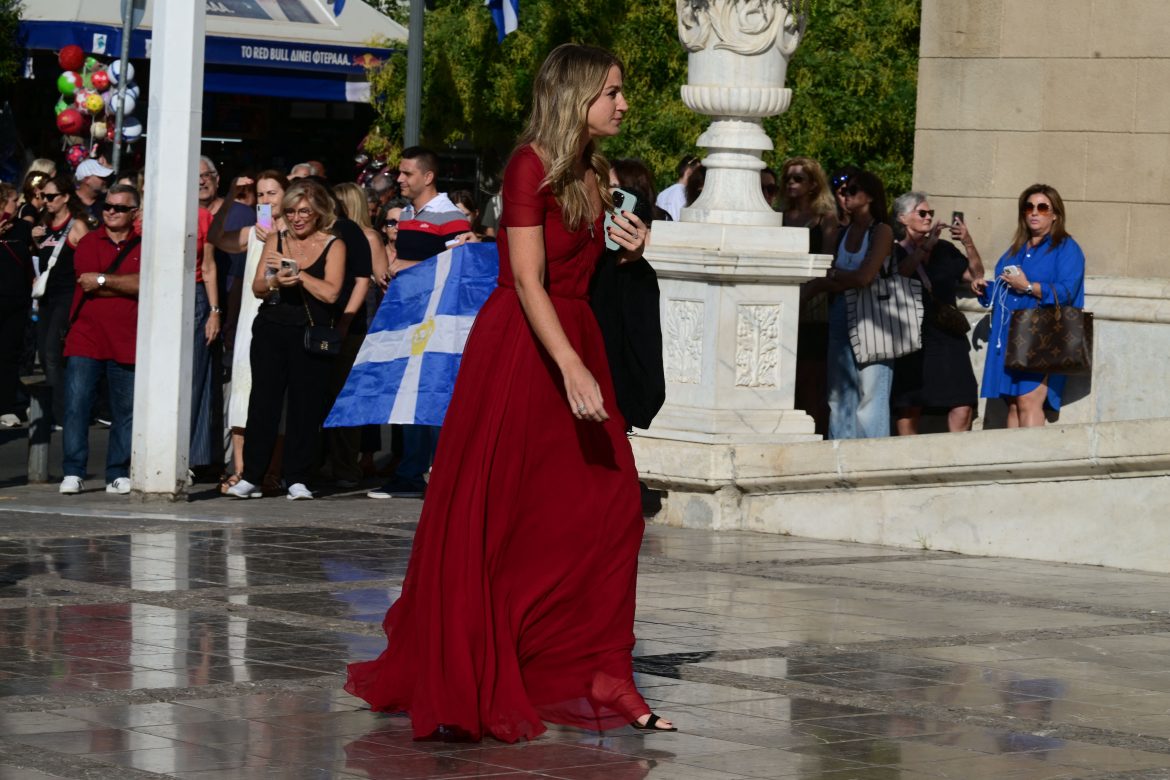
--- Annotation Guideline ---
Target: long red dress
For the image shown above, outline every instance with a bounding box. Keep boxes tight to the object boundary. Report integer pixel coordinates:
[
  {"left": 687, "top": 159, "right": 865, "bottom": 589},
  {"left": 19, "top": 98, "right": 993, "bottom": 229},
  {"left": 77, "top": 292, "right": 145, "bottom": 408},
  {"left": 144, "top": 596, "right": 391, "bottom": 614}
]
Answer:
[{"left": 345, "top": 145, "right": 652, "bottom": 743}]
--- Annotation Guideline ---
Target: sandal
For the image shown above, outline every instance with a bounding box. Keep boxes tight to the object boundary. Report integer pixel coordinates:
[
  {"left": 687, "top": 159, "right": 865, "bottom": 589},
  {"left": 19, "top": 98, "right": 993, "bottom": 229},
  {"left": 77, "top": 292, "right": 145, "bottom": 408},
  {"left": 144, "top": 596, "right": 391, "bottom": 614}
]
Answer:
[
  {"left": 630, "top": 713, "right": 677, "bottom": 732},
  {"left": 218, "top": 474, "right": 240, "bottom": 495}
]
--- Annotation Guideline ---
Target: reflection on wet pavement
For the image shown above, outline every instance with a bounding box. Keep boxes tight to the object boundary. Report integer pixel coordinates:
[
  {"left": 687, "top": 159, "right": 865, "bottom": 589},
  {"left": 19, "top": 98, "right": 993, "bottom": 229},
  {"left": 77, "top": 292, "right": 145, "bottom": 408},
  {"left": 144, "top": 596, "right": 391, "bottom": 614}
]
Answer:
[{"left": 0, "top": 519, "right": 1168, "bottom": 778}]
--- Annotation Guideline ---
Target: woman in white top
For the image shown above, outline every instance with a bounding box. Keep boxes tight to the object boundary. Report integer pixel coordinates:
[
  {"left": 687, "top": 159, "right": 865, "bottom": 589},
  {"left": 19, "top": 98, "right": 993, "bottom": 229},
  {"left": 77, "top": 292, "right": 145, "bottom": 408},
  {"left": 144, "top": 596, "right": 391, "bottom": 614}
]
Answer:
[
  {"left": 207, "top": 169, "right": 289, "bottom": 492},
  {"left": 804, "top": 170, "right": 895, "bottom": 440}
]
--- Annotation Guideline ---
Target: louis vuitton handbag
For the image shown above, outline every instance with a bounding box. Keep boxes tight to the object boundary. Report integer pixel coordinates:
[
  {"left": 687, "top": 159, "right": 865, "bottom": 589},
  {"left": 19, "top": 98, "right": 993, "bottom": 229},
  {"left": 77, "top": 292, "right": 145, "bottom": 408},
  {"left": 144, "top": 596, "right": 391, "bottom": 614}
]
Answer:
[{"left": 1004, "top": 287, "right": 1092, "bottom": 375}]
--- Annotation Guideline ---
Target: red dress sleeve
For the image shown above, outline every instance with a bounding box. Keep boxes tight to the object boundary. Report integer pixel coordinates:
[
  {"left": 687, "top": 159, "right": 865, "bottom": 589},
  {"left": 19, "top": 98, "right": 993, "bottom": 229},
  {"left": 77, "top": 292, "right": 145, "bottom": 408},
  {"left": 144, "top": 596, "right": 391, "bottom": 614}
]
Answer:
[{"left": 501, "top": 145, "right": 547, "bottom": 229}]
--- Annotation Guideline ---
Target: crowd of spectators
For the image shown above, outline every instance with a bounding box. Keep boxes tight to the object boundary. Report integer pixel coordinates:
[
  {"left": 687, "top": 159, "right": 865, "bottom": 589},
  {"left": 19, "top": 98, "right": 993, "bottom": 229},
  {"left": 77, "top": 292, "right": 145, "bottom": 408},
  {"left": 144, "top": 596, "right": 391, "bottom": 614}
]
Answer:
[{"left": 0, "top": 142, "right": 1085, "bottom": 497}]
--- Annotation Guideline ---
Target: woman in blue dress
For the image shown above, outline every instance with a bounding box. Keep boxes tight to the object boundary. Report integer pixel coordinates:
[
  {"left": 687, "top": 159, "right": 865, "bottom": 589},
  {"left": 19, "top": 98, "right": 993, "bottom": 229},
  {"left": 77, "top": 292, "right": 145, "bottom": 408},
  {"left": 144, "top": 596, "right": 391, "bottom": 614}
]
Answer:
[{"left": 974, "top": 184, "right": 1085, "bottom": 427}]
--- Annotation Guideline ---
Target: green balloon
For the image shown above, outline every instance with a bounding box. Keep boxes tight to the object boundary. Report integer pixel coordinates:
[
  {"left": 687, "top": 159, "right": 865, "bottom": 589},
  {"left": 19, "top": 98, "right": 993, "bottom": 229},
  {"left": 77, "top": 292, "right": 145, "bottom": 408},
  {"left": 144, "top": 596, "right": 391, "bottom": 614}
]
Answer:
[
  {"left": 57, "top": 72, "right": 79, "bottom": 97},
  {"left": 84, "top": 56, "right": 100, "bottom": 73},
  {"left": 82, "top": 73, "right": 93, "bottom": 89},
  {"left": 55, "top": 99, "right": 68, "bottom": 116}
]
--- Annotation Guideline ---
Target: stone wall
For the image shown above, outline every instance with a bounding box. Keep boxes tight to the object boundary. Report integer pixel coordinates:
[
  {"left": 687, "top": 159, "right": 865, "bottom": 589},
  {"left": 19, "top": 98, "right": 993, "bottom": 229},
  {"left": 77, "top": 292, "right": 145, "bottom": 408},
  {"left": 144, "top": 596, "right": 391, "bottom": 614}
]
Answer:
[{"left": 914, "top": 0, "right": 1170, "bottom": 280}]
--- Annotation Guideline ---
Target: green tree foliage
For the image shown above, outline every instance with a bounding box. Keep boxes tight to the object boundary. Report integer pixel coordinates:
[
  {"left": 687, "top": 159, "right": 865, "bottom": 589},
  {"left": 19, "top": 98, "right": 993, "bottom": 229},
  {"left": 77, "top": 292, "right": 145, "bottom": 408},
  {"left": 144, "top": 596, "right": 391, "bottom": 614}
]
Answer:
[
  {"left": 0, "top": 0, "right": 23, "bottom": 86},
  {"left": 366, "top": 0, "right": 919, "bottom": 194}
]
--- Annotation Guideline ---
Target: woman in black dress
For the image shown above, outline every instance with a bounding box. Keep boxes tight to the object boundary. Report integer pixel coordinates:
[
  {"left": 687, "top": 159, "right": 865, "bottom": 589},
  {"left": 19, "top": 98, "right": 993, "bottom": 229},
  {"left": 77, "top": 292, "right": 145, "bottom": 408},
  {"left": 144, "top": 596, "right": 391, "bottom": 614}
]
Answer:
[{"left": 891, "top": 192, "right": 985, "bottom": 434}]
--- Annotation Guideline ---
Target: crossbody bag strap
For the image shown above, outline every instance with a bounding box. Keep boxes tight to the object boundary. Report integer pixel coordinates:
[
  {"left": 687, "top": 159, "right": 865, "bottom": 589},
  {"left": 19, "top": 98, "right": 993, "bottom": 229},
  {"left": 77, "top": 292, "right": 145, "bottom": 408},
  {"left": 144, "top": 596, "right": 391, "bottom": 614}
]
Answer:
[
  {"left": 299, "top": 236, "right": 338, "bottom": 328},
  {"left": 69, "top": 235, "right": 142, "bottom": 325}
]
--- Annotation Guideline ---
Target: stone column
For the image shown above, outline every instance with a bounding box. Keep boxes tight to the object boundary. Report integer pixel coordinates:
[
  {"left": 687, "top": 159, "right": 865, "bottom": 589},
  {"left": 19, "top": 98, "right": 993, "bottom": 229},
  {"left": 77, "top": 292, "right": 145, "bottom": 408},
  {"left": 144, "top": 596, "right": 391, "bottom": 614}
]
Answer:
[
  {"left": 635, "top": 0, "right": 829, "bottom": 528},
  {"left": 130, "top": 1, "right": 206, "bottom": 498}
]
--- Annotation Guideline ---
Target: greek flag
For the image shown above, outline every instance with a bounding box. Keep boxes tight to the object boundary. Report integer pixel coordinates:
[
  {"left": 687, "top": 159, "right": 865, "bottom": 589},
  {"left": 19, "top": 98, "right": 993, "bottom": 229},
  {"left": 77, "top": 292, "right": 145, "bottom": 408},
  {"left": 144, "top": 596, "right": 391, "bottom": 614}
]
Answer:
[
  {"left": 325, "top": 244, "right": 498, "bottom": 428},
  {"left": 485, "top": 0, "right": 519, "bottom": 42}
]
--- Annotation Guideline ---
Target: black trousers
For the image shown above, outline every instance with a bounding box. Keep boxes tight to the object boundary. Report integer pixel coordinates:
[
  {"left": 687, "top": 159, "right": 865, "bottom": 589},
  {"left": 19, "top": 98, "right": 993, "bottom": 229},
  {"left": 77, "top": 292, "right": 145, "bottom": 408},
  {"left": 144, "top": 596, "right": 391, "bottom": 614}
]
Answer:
[
  {"left": 0, "top": 301, "right": 29, "bottom": 417},
  {"left": 242, "top": 316, "right": 333, "bottom": 487},
  {"left": 36, "top": 293, "right": 72, "bottom": 425}
]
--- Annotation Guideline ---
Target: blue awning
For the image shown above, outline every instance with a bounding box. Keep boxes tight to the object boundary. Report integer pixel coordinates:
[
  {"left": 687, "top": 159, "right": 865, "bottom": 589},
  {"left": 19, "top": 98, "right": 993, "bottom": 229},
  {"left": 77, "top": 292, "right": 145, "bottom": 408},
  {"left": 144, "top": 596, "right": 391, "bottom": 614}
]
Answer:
[
  {"left": 20, "top": 20, "right": 390, "bottom": 75},
  {"left": 19, "top": 19, "right": 393, "bottom": 101}
]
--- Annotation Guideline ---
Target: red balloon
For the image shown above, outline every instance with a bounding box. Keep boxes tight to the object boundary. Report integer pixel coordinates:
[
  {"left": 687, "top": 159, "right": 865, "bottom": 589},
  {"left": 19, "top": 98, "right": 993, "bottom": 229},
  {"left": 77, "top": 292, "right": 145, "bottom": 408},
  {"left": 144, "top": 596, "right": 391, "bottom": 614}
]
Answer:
[
  {"left": 56, "top": 107, "right": 86, "bottom": 136},
  {"left": 90, "top": 69, "right": 110, "bottom": 91},
  {"left": 58, "top": 45, "right": 85, "bottom": 72}
]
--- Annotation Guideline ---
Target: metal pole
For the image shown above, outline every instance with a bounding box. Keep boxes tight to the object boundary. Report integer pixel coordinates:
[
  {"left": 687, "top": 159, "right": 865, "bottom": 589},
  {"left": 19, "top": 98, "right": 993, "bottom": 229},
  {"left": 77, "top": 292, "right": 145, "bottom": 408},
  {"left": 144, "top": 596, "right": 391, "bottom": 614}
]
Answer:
[
  {"left": 110, "top": 7, "right": 134, "bottom": 172},
  {"left": 130, "top": 1, "right": 205, "bottom": 498},
  {"left": 404, "top": 0, "right": 424, "bottom": 147}
]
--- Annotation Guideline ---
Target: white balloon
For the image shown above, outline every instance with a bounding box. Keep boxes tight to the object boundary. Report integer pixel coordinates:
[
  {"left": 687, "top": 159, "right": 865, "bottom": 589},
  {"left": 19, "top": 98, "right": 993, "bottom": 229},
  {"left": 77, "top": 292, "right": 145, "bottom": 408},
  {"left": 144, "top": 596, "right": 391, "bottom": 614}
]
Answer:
[
  {"left": 108, "top": 92, "right": 136, "bottom": 116},
  {"left": 108, "top": 60, "right": 135, "bottom": 86},
  {"left": 121, "top": 116, "right": 143, "bottom": 142},
  {"left": 124, "top": 82, "right": 140, "bottom": 99}
]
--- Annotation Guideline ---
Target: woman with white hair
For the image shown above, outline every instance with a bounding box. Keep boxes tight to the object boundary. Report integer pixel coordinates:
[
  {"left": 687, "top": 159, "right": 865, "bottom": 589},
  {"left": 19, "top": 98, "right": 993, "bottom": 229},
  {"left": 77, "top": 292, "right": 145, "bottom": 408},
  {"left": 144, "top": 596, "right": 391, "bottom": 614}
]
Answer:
[{"left": 891, "top": 191, "right": 984, "bottom": 433}]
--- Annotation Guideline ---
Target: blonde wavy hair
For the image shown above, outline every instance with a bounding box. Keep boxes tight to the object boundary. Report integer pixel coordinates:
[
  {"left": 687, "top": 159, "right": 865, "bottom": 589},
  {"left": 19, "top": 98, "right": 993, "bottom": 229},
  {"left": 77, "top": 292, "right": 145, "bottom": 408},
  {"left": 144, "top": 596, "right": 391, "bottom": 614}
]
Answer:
[
  {"left": 281, "top": 180, "right": 337, "bottom": 235},
  {"left": 517, "top": 43, "right": 623, "bottom": 231},
  {"left": 332, "top": 182, "right": 372, "bottom": 230},
  {"left": 778, "top": 156, "right": 836, "bottom": 221}
]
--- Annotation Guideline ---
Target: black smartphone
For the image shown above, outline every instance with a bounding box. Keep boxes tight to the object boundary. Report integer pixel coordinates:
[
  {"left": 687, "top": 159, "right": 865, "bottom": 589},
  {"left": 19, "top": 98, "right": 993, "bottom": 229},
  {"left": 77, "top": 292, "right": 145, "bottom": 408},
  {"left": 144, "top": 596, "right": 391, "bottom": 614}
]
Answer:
[{"left": 951, "top": 211, "right": 965, "bottom": 225}]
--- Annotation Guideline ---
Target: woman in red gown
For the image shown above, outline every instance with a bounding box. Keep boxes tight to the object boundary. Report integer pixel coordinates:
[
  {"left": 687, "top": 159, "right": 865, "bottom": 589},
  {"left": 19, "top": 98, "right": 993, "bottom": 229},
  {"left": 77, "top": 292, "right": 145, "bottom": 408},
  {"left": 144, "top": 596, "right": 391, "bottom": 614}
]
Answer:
[{"left": 345, "top": 44, "right": 674, "bottom": 742}]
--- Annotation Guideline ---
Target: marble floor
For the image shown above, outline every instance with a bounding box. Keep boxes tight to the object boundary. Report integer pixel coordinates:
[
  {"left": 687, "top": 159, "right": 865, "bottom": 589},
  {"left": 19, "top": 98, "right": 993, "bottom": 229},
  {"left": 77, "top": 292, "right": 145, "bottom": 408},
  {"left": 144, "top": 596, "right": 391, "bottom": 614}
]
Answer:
[{"left": 0, "top": 486, "right": 1168, "bottom": 779}]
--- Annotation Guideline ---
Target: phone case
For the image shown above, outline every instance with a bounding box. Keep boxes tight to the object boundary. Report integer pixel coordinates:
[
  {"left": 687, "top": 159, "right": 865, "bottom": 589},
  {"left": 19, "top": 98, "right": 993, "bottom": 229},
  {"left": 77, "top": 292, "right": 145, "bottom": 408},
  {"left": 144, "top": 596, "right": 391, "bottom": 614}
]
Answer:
[{"left": 604, "top": 188, "right": 638, "bottom": 252}]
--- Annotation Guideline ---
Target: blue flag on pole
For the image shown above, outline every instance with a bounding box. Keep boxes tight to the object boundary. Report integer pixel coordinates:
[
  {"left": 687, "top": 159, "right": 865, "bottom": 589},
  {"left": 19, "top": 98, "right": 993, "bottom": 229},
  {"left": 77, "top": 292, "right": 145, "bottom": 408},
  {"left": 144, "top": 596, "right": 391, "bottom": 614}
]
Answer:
[
  {"left": 325, "top": 243, "right": 499, "bottom": 429},
  {"left": 484, "top": 0, "right": 519, "bottom": 42}
]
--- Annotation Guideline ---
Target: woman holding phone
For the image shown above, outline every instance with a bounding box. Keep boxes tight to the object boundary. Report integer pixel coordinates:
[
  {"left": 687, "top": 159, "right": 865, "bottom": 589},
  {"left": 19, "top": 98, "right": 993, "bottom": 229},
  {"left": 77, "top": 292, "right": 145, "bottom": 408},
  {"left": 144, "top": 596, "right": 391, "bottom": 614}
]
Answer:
[
  {"left": 224, "top": 178, "right": 343, "bottom": 500},
  {"left": 346, "top": 44, "right": 671, "bottom": 741},
  {"left": 209, "top": 170, "right": 288, "bottom": 492},
  {"left": 974, "top": 184, "right": 1085, "bottom": 427}
]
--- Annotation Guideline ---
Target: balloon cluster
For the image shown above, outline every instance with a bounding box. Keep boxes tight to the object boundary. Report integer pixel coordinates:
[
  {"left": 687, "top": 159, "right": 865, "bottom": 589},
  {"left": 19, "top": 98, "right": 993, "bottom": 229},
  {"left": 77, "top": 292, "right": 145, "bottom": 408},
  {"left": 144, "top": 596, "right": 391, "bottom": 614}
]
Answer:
[{"left": 53, "top": 44, "right": 143, "bottom": 160}]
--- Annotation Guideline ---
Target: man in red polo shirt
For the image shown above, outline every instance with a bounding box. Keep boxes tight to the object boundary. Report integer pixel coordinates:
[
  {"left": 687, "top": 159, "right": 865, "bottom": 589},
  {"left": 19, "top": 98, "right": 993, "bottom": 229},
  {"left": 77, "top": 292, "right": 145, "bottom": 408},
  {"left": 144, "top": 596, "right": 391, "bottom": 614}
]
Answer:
[{"left": 59, "top": 184, "right": 142, "bottom": 495}]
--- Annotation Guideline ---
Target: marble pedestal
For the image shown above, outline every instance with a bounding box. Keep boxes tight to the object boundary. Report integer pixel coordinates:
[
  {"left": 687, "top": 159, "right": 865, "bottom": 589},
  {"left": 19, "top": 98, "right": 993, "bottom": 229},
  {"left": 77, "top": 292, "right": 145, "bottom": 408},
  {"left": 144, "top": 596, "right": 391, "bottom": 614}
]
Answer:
[{"left": 635, "top": 220, "right": 831, "bottom": 527}]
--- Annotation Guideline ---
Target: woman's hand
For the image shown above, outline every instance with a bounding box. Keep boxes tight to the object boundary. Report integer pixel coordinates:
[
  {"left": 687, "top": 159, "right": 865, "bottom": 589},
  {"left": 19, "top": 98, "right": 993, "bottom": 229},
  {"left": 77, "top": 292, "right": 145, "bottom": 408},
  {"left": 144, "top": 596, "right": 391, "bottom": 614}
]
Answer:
[
  {"left": 1000, "top": 268, "right": 1031, "bottom": 293},
  {"left": 949, "top": 218, "right": 971, "bottom": 245},
  {"left": 562, "top": 359, "right": 609, "bottom": 422},
  {"left": 971, "top": 277, "right": 989, "bottom": 296},
  {"left": 608, "top": 210, "right": 649, "bottom": 264},
  {"left": 448, "top": 231, "right": 480, "bottom": 247},
  {"left": 253, "top": 224, "right": 270, "bottom": 244},
  {"left": 30, "top": 225, "right": 46, "bottom": 244},
  {"left": 275, "top": 260, "right": 301, "bottom": 287},
  {"left": 204, "top": 311, "right": 221, "bottom": 345}
]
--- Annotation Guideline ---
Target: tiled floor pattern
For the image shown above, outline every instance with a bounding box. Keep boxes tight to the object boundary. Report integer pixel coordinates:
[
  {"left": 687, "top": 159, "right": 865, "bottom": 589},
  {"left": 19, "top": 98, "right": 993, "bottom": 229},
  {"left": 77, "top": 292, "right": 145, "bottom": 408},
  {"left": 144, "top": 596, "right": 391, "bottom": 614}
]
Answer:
[{"left": 0, "top": 501, "right": 1168, "bottom": 778}]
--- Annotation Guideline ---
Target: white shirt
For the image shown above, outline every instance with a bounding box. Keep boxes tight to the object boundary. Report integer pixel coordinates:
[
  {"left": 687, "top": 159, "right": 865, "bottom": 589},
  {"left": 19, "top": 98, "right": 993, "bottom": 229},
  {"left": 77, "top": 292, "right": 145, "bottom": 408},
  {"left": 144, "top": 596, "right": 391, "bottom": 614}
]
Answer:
[{"left": 656, "top": 182, "right": 687, "bottom": 222}]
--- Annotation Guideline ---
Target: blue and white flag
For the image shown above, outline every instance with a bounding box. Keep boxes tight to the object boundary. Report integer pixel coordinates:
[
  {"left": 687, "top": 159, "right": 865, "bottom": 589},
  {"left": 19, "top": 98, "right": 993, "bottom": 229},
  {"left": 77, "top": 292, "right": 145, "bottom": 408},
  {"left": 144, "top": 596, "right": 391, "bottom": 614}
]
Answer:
[
  {"left": 325, "top": 243, "right": 499, "bottom": 429},
  {"left": 485, "top": 0, "right": 519, "bottom": 42}
]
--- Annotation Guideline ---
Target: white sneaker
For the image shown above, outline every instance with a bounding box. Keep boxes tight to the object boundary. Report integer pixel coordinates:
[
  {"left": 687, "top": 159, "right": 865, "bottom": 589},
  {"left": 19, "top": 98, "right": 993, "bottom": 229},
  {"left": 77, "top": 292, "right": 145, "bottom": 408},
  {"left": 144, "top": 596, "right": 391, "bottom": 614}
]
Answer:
[
  {"left": 105, "top": 477, "right": 131, "bottom": 495},
  {"left": 59, "top": 476, "right": 84, "bottom": 494},
  {"left": 287, "top": 483, "right": 314, "bottom": 500},
  {"left": 226, "top": 478, "right": 262, "bottom": 499}
]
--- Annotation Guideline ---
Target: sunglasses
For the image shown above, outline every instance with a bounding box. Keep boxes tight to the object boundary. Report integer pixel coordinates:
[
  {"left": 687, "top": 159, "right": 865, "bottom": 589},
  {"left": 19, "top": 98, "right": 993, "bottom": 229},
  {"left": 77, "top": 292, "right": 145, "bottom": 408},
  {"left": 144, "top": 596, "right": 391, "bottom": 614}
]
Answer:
[
  {"left": 844, "top": 184, "right": 861, "bottom": 196},
  {"left": 783, "top": 173, "right": 806, "bottom": 184},
  {"left": 43, "top": 192, "right": 66, "bottom": 201},
  {"left": 916, "top": 209, "right": 935, "bottom": 219},
  {"left": 383, "top": 218, "right": 398, "bottom": 228},
  {"left": 102, "top": 203, "right": 135, "bottom": 214},
  {"left": 1022, "top": 202, "right": 1052, "bottom": 214}
]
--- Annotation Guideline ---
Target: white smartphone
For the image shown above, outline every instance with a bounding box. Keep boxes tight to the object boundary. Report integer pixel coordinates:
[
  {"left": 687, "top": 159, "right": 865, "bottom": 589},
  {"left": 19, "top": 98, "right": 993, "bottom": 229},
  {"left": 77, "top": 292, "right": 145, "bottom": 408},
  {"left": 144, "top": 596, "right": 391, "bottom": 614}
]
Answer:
[
  {"left": 280, "top": 258, "right": 298, "bottom": 274},
  {"left": 256, "top": 203, "right": 273, "bottom": 231},
  {"left": 1002, "top": 265, "right": 1020, "bottom": 276},
  {"left": 604, "top": 187, "right": 638, "bottom": 252}
]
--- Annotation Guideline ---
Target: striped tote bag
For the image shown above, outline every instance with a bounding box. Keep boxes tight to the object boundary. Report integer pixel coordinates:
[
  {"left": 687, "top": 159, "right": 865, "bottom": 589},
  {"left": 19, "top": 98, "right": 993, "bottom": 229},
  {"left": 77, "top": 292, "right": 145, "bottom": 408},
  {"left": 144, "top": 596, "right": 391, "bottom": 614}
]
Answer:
[{"left": 845, "top": 255, "right": 924, "bottom": 365}]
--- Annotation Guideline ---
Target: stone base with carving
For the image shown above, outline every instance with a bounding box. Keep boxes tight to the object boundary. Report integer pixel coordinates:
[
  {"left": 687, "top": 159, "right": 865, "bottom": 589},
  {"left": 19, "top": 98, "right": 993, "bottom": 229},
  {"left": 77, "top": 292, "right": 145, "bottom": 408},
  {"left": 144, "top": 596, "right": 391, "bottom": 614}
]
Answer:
[{"left": 637, "top": 220, "right": 829, "bottom": 519}]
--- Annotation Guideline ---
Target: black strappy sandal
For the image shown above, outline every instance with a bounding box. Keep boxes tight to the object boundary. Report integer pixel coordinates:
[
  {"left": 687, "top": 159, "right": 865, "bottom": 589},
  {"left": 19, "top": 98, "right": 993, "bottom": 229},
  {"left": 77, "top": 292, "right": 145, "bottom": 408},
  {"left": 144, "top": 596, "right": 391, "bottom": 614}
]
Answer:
[{"left": 630, "top": 713, "right": 677, "bottom": 732}]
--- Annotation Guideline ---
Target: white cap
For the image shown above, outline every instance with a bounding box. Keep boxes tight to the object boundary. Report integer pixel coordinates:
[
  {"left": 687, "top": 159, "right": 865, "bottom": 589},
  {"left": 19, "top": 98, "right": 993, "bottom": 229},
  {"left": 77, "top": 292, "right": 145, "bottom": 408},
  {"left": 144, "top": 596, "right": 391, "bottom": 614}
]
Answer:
[{"left": 75, "top": 159, "right": 114, "bottom": 180}]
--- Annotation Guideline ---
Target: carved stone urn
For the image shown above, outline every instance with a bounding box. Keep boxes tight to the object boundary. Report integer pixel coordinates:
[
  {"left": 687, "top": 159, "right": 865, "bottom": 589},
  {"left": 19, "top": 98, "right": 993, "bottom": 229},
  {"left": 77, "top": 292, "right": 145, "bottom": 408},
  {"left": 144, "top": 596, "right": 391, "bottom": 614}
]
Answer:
[
  {"left": 677, "top": 0, "right": 805, "bottom": 226},
  {"left": 634, "top": 0, "right": 828, "bottom": 529}
]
